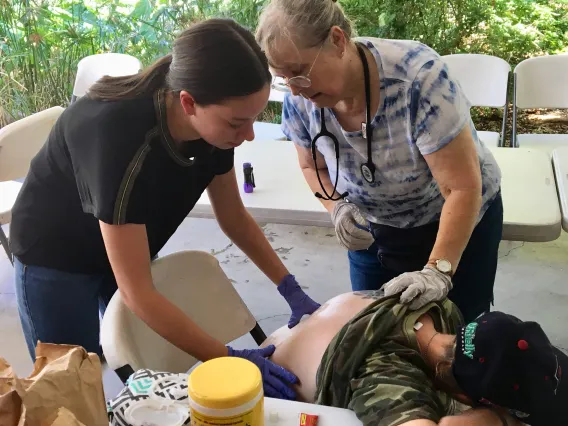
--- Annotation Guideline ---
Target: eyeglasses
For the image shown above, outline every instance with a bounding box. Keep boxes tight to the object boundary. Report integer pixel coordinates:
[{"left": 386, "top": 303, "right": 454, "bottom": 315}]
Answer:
[{"left": 271, "top": 42, "right": 325, "bottom": 92}]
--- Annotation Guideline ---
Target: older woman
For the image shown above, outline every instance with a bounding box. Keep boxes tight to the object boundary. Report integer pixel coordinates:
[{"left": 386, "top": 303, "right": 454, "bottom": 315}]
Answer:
[{"left": 256, "top": 0, "right": 502, "bottom": 322}]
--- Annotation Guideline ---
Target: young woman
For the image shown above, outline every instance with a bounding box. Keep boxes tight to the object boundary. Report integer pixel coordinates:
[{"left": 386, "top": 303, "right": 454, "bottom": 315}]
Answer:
[
  {"left": 256, "top": 0, "right": 503, "bottom": 323},
  {"left": 10, "top": 18, "right": 320, "bottom": 400}
]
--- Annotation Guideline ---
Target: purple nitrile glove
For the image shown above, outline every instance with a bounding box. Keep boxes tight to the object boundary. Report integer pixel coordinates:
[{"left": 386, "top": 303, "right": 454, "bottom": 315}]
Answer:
[
  {"left": 227, "top": 345, "right": 298, "bottom": 400},
  {"left": 277, "top": 274, "right": 321, "bottom": 328}
]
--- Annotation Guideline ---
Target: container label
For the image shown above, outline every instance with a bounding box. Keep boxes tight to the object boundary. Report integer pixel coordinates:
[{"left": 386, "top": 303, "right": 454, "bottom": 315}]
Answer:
[{"left": 190, "top": 401, "right": 263, "bottom": 426}]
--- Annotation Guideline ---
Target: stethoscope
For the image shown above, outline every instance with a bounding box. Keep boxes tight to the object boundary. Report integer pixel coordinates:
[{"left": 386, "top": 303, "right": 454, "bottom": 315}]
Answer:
[{"left": 312, "top": 42, "right": 376, "bottom": 201}]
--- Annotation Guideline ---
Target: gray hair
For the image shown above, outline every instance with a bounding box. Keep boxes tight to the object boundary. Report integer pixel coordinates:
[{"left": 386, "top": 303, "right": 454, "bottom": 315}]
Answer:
[{"left": 256, "top": 0, "right": 354, "bottom": 61}]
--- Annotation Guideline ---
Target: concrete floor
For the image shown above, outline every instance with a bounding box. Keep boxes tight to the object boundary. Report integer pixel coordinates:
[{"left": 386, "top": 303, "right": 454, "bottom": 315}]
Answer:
[{"left": 1, "top": 219, "right": 567, "bottom": 400}]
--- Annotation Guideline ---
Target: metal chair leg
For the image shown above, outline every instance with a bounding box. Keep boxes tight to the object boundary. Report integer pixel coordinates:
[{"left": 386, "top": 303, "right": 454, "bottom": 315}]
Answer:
[
  {"left": 115, "top": 365, "right": 135, "bottom": 384},
  {"left": 511, "top": 73, "right": 518, "bottom": 148},
  {"left": 0, "top": 227, "right": 13, "bottom": 266},
  {"left": 249, "top": 322, "right": 267, "bottom": 346},
  {"left": 500, "top": 71, "right": 511, "bottom": 147}
]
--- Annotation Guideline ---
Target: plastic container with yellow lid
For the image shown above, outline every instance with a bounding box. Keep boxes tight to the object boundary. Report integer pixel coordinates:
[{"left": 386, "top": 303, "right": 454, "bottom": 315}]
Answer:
[{"left": 188, "top": 357, "right": 264, "bottom": 426}]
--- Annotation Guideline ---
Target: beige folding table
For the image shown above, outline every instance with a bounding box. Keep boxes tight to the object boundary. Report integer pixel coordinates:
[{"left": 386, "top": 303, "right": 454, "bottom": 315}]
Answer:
[
  {"left": 190, "top": 141, "right": 562, "bottom": 242},
  {"left": 191, "top": 140, "right": 329, "bottom": 227}
]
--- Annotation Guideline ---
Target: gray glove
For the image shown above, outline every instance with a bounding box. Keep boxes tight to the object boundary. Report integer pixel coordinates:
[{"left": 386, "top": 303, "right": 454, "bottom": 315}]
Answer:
[
  {"left": 382, "top": 266, "right": 453, "bottom": 310},
  {"left": 331, "top": 200, "right": 374, "bottom": 251}
]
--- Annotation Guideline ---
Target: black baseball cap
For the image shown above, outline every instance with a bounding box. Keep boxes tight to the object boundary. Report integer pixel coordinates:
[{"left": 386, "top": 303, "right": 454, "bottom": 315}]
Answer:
[{"left": 452, "top": 311, "right": 567, "bottom": 425}]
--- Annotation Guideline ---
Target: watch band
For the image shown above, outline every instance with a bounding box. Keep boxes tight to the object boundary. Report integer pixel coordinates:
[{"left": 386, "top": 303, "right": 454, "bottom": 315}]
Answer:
[{"left": 427, "top": 259, "right": 454, "bottom": 277}]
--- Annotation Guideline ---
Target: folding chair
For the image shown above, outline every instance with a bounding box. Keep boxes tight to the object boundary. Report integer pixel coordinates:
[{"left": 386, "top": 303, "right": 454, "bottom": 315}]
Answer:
[
  {"left": 512, "top": 55, "right": 568, "bottom": 151},
  {"left": 71, "top": 53, "right": 142, "bottom": 102},
  {"left": 0, "top": 106, "right": 65, "bottom": 264},
  {"left": 269, "top": 76, "right": 288, "bottom": 103},
  {"left": 552, "top": 147, "right": 568, "bottom": 233},
  {"left": 442, "top": 54, "right": 511, "bottom": 147},
  {"left": 268, "top": 77, "right": 290, "bottom": 102},
  {"left": 250, "top": 76, "right": 288, "bottom": 141},
  {"left": 100, "top": 250, "right": 267, "bottom": 383},
  {"left": 254, "top": 121, "right": 286, "bottom": 141}
]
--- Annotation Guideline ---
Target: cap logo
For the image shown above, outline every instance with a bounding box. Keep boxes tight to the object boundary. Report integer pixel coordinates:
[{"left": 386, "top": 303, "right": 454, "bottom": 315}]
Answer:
[{"left": 463, "top": 322, "right": 478, "bottom": 359}]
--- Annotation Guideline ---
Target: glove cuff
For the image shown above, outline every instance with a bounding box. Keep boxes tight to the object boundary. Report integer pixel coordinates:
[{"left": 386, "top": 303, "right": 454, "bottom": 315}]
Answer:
[
  {"left": 331, "top": 199, "right": 348, "bottom": 222},
  {"left": 277, "top": 274, "right": 298, "bottom": 297},
  {"left": 424, "top": 265, "right": 453, "bottom": 289}
]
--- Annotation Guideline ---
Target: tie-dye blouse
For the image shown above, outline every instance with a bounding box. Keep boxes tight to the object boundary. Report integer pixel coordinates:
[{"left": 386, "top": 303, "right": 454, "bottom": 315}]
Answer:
[{"left": 281, "top": 37, "right": 501, "bottom": 228}]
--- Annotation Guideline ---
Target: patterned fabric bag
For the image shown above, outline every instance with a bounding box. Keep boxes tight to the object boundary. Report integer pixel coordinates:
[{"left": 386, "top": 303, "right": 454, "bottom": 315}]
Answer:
[{"left": 107, "top": 369, "right": 190, "bottom": 426}]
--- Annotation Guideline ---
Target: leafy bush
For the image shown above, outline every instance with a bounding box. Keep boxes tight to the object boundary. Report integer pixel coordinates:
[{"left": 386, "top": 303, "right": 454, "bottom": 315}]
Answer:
[
  {"left": 0, "top": 0, "right": 266, "bottom": 124},
  {"left": 465, "top": 0, "right": 568, "bottom": 65},
  {"left": 1, "top": 0, "right": 567, "bottom": 126},
  {"left": 341, "top": 0, "right": 493, "bottom": 55},
  {"left": 341, "top": 0, "right": 567, "bottom": 64},
  {"left": 0, "top": 0, "right": 205, "bottom": 124}
]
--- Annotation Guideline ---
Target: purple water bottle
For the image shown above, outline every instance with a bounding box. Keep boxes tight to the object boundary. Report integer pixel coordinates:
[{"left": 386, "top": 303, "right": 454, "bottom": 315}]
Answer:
[{"left": 243, "top": 162, "right": 255, "bottom": 193}]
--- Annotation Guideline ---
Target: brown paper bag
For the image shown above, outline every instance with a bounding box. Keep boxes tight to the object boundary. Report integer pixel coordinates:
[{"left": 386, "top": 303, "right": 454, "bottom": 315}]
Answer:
[
  {"left": 0, "top": 343, "right": 108, "bottom": 426},
  {"left": 49, "top": 408, "right": 86, "bottom": 426}
]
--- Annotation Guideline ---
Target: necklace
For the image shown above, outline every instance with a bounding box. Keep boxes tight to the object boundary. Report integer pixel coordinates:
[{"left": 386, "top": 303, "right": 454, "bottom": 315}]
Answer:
[{"left": 423, "top": 331, "right": 440, "bottom": 358}]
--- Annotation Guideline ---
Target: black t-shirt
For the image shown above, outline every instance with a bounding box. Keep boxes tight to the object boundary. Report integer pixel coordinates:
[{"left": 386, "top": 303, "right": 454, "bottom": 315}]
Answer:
[{"left": 10, "top": 89, "right": 234, "bottom": 273}]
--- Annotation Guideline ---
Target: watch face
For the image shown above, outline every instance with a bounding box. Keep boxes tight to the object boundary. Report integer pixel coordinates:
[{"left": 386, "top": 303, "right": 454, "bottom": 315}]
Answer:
[{"left": 437, "top": 259, "right": 452, "bottom": 273}]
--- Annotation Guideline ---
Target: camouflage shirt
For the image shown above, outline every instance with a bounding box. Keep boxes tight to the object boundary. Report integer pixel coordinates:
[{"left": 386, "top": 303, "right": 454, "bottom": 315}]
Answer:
[{"left": 315, "top": 292, "right": 465, "bottom": 426}]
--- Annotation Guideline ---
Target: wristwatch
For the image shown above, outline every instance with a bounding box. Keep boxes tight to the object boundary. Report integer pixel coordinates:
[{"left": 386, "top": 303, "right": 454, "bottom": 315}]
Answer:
[{"left": 428, "top": 259, "right": 454, "bottom": 277}]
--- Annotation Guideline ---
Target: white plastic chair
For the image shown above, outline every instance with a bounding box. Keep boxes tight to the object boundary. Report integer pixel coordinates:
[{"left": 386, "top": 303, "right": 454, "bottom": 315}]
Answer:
[
  {"left": 253, "top": 122, "right": 286, "bottom": 141},
  {"left": 251, "top": 76, "right": 288, "bottom": 141},
  {"left": 442, "top": 54, "right": 511, "bottom": 147},
  {"left": 512, "top": 54, "right": 568, "bottom": 151},
  {"left": 71, "top": 53, "right": 142, "bottom": 102},
  {"left": 100, "top": 250, "right": 267, "bottom": 382},
  {"left": 552, "top": 147, "right": 568, "bottom": 233},
  {"left": 0, "top": 106, "right": 65, "bottom": 264},
  {"left": 269, "top": 76, "right": 288, "bottom": 103}
]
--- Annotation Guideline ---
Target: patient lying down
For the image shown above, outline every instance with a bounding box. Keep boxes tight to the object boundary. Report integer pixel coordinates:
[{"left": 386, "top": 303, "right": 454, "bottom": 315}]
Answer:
[{"left": 261, "top": 290, "right": 566, "bottom": 426}]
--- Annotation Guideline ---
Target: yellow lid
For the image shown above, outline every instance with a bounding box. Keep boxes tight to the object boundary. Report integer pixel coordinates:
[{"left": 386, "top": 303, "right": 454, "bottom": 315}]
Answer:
[{"left": 188, "top": 357, "right": 262, "bottom": 410}]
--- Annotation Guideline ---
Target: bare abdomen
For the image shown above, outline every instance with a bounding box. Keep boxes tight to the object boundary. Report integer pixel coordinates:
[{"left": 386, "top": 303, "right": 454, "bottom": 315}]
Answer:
[{"left": 262, "top": 292, "right": 375, "bottom": 403}]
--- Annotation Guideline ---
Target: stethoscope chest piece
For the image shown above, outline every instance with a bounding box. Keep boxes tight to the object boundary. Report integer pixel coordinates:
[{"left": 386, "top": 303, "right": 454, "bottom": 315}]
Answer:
[{"left": 361, "top": 163, "right": 375, "bottom": 183}]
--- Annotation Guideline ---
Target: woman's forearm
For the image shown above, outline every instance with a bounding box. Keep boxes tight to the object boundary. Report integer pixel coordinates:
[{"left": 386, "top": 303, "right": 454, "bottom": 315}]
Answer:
[
  {"left": 100, "top": 222, "right": 228, "bottom": 361},
  {"left": 300, "top": 166, "right": 337, "bottom": 214},
  {"left": 221, "top": 209, "right": 289, "bottom": 285},
  {"left": 429, "top": 188, "right": 481, "bottom": 270},
  {"left": 124, "top": 287, "right": 228, "bottom": 361}
]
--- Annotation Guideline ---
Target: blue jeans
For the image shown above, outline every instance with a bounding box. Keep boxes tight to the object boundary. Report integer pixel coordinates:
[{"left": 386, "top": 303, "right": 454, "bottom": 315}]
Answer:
[
  {"left": 348, "top": 193, "right": 503, "bottom": 323},
  {"left": 14, "top": 258, "right": 118, "bottom": 361}
]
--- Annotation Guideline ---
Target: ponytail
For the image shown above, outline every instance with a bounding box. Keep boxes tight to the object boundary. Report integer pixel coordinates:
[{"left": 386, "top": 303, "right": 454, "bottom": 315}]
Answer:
[
  {"left": 87, "top": 18, "right": 271, "bottom": 105},
  {"left": 88, "top": 54, "right": 172, "bottom": 101}
]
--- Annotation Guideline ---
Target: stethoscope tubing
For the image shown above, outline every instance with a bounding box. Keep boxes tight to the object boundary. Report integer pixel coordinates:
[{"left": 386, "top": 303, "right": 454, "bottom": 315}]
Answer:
[{"left": 310, "top": 42, "right": 376, "bottom": 201}]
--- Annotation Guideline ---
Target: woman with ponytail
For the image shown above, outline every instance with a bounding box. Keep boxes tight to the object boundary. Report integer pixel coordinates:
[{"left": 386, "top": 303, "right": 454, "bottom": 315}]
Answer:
[{"left": 10, "top": 18, "right": 319, "bottom": 400}]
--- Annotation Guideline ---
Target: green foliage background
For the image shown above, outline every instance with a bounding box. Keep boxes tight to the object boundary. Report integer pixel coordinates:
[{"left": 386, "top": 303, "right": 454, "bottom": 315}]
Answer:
[{"left": 1, "top": 0, "right": 567, "bottom": 125}]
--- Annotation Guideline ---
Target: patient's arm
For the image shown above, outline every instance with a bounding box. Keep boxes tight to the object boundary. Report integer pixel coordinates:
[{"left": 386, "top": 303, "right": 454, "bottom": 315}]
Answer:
[
  {"left": 398, "top": 408, "right": 523, "bottom": 426},
  {"left": 397, "top": 409, "right": 521, "bottom": 426},
  {"left": 440, "top": 408, "right": 523, "bottom": 426}
]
